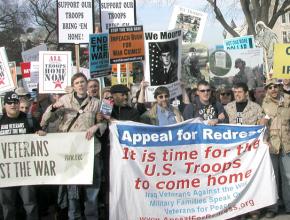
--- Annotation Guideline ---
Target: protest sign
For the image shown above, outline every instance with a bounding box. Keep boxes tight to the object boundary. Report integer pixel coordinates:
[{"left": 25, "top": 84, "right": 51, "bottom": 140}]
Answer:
[
  {"left": 0, "top": 132, "right": 94, "bottom": 187},
  {"left": 21, "top": 44, "right": 47, "bottom": 62},
  {"left": 109, "top": 25, "right": 145, "bottom": 64},
  {"left": 89, "top": 33, "right": 111, "bottom": 74},
  {"left": 209, "top": 48, "right": 264, "bottom": 89},
  {"left": 111, "top": 75, "right": 133, "bottom": 85},
  {"left": 39, "top": 51, "right": 72, "bottom": 94},
  {"left": 168, "top": 6, "right": 207, "bottom": 44},
  {"left": 144, "top": 29, "right": 182, "bottom": 101},
  {"left": 110, "top": 120, "right": 277, "bottom": 220},
  {"left": 273, "top": 43, "right": 290, "bottom": 79},
  {"left": 8, "top": 61, "right": 17, "bottom": 87},
  {"left": 57, "top": 0, "right": 94, "bottom": 44},
  {"left": 224, "top": 35, "right": 255, "bottom": 50},
  {"left": 99, "top": 0, "right": 136, "bottom": 33},
  {"left": 0, "top": 47, "right": 15, "bottom": 94},
  {"left": 20, "top": 62, "right": 31, "bottom": 79}
]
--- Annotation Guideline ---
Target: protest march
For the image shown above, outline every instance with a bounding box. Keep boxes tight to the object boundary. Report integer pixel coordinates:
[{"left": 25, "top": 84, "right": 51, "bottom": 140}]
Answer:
[{"left": 1, "top": 0, "right": 290, "bottom": 220}]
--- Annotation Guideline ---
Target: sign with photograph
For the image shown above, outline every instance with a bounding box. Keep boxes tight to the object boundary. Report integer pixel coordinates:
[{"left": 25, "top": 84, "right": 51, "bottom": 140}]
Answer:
[
  {"left": 0, "top": 47, "right": 15, "bottom": 94},
  {"left": 57, "top": 0, "right": 94, "bottom": 44},
  {"left": 224, "top": 35, "right": 255, "bottom": 50},
  {"left": 110, "top": 120, "right": 277, "bottom": 220},
  {"left": 99, "top": 0, "right": 136, "bottom": 33},
  {"left": 89, "top": 33, "right": 111, "bottom": 74},
  {"left": 109, "top": 25, "right": 144, "bottom": 64},
  {"left": 273, "top": 43, "right": 290, "bottom": 79},
  {"left": 39, "top": 51, "right": 72, "bottom": 94},
  {"left": 168, "top": 5, "right": 207, "bottom": 44},
  {"left": 144, "top": 29, "right": 182, "bottom": 101},
  {"left": 21, "top": 44, "right": 47, "bottom": 62},
  {"left": 209, "top": 48, "right": 264, "bottom": 90}
]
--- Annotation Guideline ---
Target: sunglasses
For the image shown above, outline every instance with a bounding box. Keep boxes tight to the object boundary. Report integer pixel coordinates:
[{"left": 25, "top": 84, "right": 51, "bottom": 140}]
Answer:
[
  {"left": 104, "top": 96, "right": 113, "bottom": 100},
  {"left": 6, "top": 101, "right": 19, "bottom": 105},
  {"left": 199, "top": 89, "right": 211, "bottom": 93},
  {"left": 220, "top": 92, "right": 231, "bottom": 96},
  {"left": 157, "top": 94, "right": 169, "bottom": 99},
  {"left": 268, "top": 85, "right": 278, "bottom": 90}
]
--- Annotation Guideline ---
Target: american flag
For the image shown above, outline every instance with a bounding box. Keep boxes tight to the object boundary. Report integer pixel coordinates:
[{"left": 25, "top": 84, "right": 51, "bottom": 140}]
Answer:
[{"left": 149, "top": 42, "right": 162, "bottom": 77}]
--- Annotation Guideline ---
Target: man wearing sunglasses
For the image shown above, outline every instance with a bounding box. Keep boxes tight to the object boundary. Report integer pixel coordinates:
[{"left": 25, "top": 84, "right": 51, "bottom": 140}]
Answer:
[
  {"left": 262, "top": 78, "right": 290, "bottom": 218},
  {"left": 141, "top": 86, "right": 183, "bottom": 125},
  {"left": 0, "top": 91, "right": 45, "bottom": 220},
  {"left": 183, "top": 80, "right": 228, "bottom": 125}
]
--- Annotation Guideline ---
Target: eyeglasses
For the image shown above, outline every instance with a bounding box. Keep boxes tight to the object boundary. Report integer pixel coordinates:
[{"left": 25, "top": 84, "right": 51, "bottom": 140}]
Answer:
[
  {"left": 268, "top": 85, "right": 278, "bottom": 90},
  {"left": 220, "top": 92, "right": 231, "bottom": 96},
  {"left": 157, "top": 94, "right": 169, "bottom": 99},
  {"left": 198, "top": 89, "right": 211, "bottom": 93},
  {"left": 104, "top": 96, "right": 113, "bottom": 100},
  {"left": 6, "top": 101, "right": 19, "bottom": 105}
]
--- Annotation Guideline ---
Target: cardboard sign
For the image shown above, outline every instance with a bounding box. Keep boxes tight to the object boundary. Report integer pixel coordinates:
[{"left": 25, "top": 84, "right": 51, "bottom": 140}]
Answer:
[
  {"left": 57, "top": 0, "right": 94, "bottom": 43},
  {"left": 89, "top": 33, "right": 111, "bottom": 73},
  {"left": 109, "top": 25, "right": 145, "bottom": 64},
  {"left": 224, "top": 35, "right": 255, "bottom": 50},
  {"left": 168, "top": 5, "right": 207, "bottom": 44},
  {"left": 0, "top": 47, "right": 15, "bottom": 94},
  {"left": 20, "top": 62, "right": 31, "bottom": 78},
  {"left": 99, "top": 0, "right": 136, "bottom": 33},
  {"left": 21, "top": 44, "right": 47, "bottom": 62},
  {"left": 39, "top": 51, "right": 72, "bottom": 93},
  {"left": 273, "top": 43, "right": 290, "bottom": 79}
]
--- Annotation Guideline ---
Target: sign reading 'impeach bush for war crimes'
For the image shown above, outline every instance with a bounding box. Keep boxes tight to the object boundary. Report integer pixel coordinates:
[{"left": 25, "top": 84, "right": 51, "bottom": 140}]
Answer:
[
  {"left": 57, "top": 0, "right": 94, "bottom": 44},
  {"left": 39, "top": 51, "right": 72, "bottom": 94},
  {"left": 89, "top": 33, "right": 111, "bottom": 75},
  {"left": 110, "top": 120, "right": 277, "bottom": 220},
  {"left": 0, "top": 47, "right": 14, "bottom": 93},
  {"left": 109, "top": 25, "right": 145, "bottom": 64},
  {"left": 0, "top": 132, "right": 94, "bottom": 187}
]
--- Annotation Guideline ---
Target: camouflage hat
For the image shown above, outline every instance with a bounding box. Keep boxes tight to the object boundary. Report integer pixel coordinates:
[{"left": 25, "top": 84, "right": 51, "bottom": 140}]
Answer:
[{"left": 265, "top": 78, "right": 279, "bottom": 88}]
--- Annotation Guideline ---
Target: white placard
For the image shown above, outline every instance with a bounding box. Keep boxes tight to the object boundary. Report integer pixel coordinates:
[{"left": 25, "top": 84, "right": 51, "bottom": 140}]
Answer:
[
  {"left": 0, "top": 47, "right": 15, "bottom": 94},
  {"left": 99, "top": 0, "right": 136, "bottom": 33},
  {"left": 39, "top": 51, "right": 72, "bottom": 94},
  {"left": 21, "top": 44, "right": 47, "bottom": 62},
  {"left": 57, "top": 0, "right": 94, "bottom": 43}
]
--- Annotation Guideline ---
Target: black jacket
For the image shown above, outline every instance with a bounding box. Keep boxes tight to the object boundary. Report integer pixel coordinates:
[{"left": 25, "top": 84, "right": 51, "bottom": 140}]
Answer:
[{"left": 111, "top": 105, "right": 140, "bottom": 122}]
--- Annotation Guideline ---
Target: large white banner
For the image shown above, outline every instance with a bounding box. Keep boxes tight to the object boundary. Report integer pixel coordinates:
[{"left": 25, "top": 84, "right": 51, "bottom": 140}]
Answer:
[
  {"left": 110, "top": 120, "right": 277, "bottom": 220},
  {"left": 0, "top": 132, "right": 94, "bottom": 187},
  {"left": 57, "top": 0, "right": 94, "bottom": 44},
  {"left": 0, "top": 47, "right": 15, "bottom": 94},
  {"left": 39, "top": 51, "right": 72, "bottom": 94}
]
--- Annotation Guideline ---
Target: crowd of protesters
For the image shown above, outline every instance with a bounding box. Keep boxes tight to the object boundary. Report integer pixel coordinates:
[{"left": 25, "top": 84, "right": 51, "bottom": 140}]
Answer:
[{"left": 1, "top": 72, "right": 290, "bottom": 220}]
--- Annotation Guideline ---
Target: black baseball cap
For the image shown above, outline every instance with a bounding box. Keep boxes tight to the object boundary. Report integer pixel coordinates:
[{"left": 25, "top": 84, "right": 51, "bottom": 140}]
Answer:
[
  {"left": 110, "top": 84, "right": 130, "bottom": 94},
  {"left": 4, "top": 91, "right": 19, "bottom": 104}
]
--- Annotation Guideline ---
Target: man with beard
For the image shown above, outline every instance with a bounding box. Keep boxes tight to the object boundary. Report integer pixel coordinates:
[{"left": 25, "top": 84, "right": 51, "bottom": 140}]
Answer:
[
  {"left": 262, "top": 78, "right": 290, "bottom": 218},
  {"left": 110, "top": 84, "right": 140, "bottom": 122}
]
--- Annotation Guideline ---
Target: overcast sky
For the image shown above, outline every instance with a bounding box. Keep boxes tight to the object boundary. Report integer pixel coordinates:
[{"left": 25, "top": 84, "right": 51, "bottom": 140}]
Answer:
[{"left": 136, "top": 0, "right": 238, "bottom": 48}]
